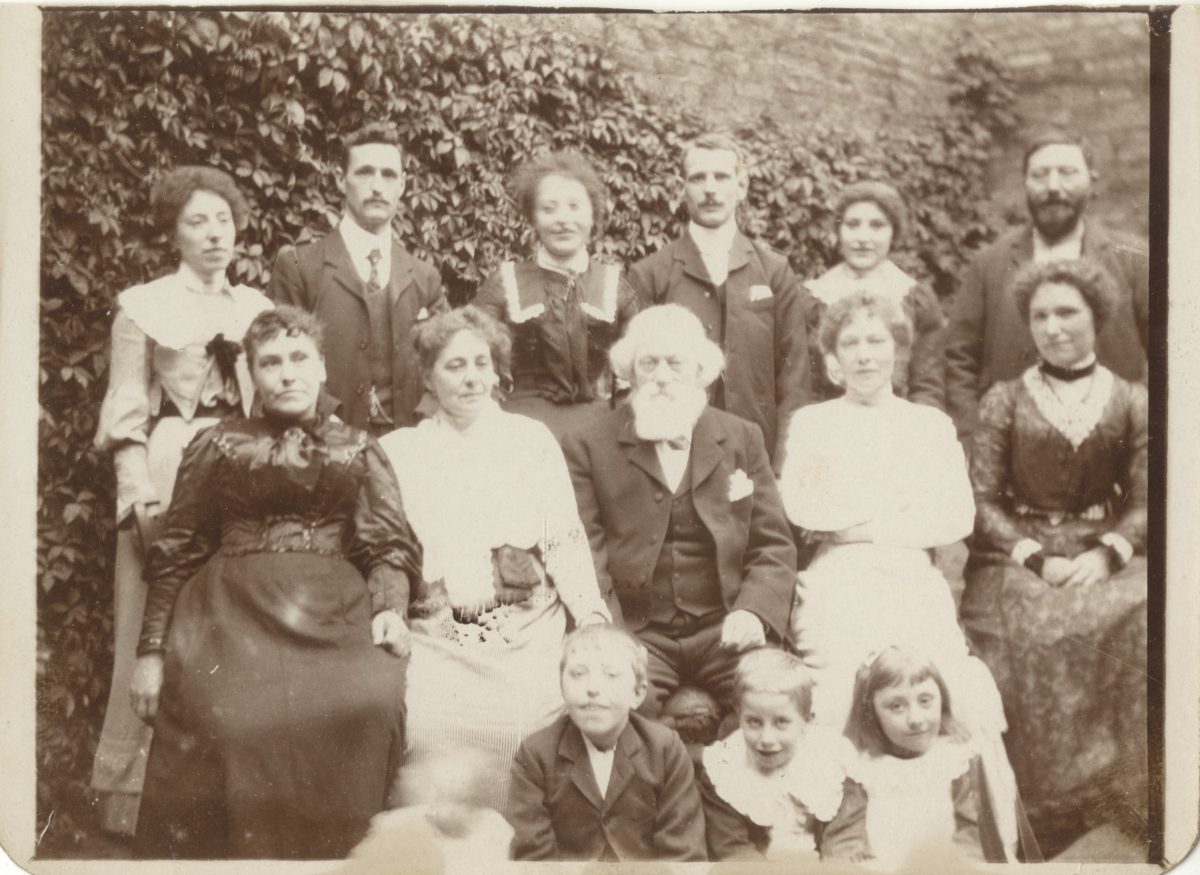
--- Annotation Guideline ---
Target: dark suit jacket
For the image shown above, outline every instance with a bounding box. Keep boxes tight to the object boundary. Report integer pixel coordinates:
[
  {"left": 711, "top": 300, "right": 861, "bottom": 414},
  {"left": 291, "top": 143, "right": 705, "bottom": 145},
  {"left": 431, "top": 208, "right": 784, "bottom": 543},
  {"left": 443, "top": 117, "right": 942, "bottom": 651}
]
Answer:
[
  {"left": 507, "top": 712, "right": 706, "bottom": 861},
  {"left": 267, "top": 230, "right": 447, "bottom": 429},
  {"left": 945, "top": 222, "right": 1148, "bottom": 437},
  {"left": 627, "top": 232, "right": 812, "bottom": 468},
  {"left": 562, "top": 405, "right": 796, "bottom": 639}
]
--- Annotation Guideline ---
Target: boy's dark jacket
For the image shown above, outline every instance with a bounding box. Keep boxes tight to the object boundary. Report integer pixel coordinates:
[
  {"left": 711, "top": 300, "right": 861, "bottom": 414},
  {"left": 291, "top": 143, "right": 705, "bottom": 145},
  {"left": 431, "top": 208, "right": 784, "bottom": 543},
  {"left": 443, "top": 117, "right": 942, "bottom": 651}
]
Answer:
[{"left": 507, "top": 711, "right": 706, "bottom": 861}]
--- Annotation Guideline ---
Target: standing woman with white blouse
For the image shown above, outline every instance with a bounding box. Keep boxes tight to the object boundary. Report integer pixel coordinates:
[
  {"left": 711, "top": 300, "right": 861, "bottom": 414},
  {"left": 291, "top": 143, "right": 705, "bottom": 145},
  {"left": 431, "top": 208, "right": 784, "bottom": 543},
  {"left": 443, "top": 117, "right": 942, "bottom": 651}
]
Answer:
[{"left": 90, "top": 166, "right": 271, "bottom": 836}]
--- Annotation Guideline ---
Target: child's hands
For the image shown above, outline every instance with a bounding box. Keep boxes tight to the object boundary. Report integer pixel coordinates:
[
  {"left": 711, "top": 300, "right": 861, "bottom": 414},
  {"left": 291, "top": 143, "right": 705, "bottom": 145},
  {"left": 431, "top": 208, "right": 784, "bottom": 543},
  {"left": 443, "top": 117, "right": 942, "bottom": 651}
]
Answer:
[
  {"left": 1063, "top": 547, "right": 1112, "bottom": 587},
  {"left": 1040, "top": 556, "right": 1074, "bottom": 587},
  {"left": 720, "top": 610, "right": 766, "bottom": 651}
]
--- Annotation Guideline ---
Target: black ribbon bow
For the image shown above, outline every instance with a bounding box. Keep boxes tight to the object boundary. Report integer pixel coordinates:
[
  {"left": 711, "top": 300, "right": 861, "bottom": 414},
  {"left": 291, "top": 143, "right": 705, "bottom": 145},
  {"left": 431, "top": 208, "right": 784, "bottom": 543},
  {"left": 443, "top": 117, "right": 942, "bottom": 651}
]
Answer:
[{"left": 206, "top": 333, "right": 243, "bottom": 387}]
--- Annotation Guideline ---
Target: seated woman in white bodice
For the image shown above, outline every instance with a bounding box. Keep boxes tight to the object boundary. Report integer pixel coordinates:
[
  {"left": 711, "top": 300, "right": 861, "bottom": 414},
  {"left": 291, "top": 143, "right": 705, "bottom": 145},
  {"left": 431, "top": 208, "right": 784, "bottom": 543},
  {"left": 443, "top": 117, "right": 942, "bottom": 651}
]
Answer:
[{"left": 779, "top": 291, "right": 1003, "bottom": 742}]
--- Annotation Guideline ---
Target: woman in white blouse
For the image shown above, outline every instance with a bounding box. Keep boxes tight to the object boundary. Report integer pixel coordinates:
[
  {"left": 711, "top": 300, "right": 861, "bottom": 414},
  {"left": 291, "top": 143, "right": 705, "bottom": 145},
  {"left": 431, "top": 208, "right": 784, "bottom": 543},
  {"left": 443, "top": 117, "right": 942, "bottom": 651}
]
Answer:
[
  {"left": 90, "top": 166, "right": 271, "bottom": 835},
  {"left": 780, "top": 291, "right": 1004, "bottom": 737},
  {"left": 378, "top": 306, "right": 610, "bottom": 814}
]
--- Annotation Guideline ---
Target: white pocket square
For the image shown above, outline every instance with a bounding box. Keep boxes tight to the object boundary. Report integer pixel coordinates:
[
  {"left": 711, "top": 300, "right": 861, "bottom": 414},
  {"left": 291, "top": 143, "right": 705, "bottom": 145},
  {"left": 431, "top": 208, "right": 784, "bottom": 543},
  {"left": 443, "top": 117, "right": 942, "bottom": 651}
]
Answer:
[
  {"left": 728, "top": 468, "right": 754, "bottom": 502},
  {"left": 748, "top": 284, "right": 774, "bottom": 302},
  {"left": 416, "top": 307, "right": 431, "bottom": 321}
]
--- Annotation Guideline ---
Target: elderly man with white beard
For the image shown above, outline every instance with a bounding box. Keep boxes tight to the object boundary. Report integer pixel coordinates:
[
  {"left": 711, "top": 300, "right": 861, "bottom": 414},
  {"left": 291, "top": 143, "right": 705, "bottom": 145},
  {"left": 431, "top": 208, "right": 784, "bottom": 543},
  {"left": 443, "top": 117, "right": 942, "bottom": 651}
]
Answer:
[{"left": 562, "top": 305, "right": 797, "bottom": 723}]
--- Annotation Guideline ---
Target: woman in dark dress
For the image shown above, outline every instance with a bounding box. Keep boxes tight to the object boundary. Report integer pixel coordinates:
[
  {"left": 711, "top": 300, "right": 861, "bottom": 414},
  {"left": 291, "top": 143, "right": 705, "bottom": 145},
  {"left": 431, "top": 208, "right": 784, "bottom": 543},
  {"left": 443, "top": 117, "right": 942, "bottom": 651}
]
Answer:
[
  {"left": 473, "top": 150, "right": 638, "bottom": 440},
  {"left": 129, "top": 306, "right": 420, "bottom": 859},
  {"left": 959, "top": 259, "right": 1148, "bottom": 858}
]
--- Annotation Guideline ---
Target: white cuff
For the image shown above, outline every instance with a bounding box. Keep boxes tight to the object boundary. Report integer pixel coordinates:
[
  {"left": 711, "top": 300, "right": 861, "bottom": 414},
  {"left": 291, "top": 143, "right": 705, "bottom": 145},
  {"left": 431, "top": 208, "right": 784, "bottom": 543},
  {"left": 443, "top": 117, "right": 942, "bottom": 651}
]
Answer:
[
  {"left": 1011, "top": 538, "right": 1043, "bottom": 565},
  {"left": 1099, "top": 532, "right": 1134, "bottom": 565}
]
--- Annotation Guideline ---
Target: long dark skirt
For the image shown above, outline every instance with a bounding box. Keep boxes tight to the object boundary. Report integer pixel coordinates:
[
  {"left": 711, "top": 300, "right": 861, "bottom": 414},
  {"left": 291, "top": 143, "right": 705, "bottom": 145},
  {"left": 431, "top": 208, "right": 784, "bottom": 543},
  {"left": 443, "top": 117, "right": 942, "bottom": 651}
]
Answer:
[
  {"left": 135, "top": 551, "right": 407, "bottom": 860},
  {"left": 960, "top": 554, "right": 1147, "bottom": 844}
]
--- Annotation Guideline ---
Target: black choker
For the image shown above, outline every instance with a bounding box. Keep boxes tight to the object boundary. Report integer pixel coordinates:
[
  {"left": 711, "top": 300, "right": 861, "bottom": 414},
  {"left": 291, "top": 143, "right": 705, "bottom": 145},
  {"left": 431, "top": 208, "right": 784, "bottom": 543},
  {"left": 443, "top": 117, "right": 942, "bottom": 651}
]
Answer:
[{"left": 1039, "top": 359, "right": 1096, "bottom": 382}]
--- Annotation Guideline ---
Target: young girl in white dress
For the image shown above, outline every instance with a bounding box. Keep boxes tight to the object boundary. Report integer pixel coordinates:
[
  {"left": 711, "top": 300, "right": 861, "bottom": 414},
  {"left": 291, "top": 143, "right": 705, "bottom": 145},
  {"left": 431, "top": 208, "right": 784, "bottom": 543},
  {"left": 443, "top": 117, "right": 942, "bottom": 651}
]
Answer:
[
  {"left": 698, "top": 649, "right": 854, "bottom": 862},
  {"left": 821, "top": 647, "right": 1028, "bottom": 869}
]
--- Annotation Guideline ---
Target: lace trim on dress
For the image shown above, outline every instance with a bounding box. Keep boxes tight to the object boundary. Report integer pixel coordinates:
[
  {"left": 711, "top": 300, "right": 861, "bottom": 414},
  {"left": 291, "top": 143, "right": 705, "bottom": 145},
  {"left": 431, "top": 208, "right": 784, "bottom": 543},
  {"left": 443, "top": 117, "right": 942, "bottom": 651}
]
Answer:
[
  {"left": 804, "top": 260, "right": 916, "bottom": 308},
  {"left": 1021, "top": 364, "right": 1114, "bottom": 451},
  {"left": 580, "top": 264, "right": 620, "bottom": 323},
  {"left": 847, "top": 738, "right": 974, "bottom": 794},
  {"left": 703, "top": 728, "right": 850, "bottom": 827},
  {"left": 119, "top": 272, "right": 271, "bottom": 350},
  {"left": 500, "top": 261, "right": 545, "bottom": 324}
]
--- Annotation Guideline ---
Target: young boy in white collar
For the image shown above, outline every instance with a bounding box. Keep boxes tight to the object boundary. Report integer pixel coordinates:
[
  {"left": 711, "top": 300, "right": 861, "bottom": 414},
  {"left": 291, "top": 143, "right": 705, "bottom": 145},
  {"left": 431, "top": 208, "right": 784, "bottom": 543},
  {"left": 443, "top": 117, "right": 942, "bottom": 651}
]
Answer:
[{"left": 506, "top": 624, "right": 706, "bottom": 861}]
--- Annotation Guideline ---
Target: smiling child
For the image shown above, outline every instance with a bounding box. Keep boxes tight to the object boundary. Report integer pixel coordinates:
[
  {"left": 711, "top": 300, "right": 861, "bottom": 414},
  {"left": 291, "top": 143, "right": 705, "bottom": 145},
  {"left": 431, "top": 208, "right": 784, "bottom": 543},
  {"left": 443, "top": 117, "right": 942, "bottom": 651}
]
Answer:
[{"left": 506, "top": 624, "right": 706, "bottom": 861}]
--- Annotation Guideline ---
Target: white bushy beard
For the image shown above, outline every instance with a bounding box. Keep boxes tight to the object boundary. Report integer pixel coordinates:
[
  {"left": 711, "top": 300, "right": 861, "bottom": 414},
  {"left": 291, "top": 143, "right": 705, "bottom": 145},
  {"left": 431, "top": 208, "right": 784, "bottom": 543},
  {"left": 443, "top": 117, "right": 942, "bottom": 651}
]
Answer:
[{"left": 631, "top": 381, "right": 708, "bottom": 442}]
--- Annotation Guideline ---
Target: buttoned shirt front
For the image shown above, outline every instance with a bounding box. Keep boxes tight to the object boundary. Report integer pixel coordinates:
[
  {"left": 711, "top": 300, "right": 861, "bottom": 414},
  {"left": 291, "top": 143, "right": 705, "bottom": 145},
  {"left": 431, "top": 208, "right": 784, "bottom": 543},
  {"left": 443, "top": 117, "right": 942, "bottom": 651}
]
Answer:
[
  {"left": 654, "top": 440, "right": 691, "bottom": 493},
  {"left": 687, "top": 219, "right": 738, "bottom": 287},
  {"left": 339, "top": 214, "right": 393, "bottom": 287},
  {"left": 582, "top": 733, "right": 616, "bottom": 798}
]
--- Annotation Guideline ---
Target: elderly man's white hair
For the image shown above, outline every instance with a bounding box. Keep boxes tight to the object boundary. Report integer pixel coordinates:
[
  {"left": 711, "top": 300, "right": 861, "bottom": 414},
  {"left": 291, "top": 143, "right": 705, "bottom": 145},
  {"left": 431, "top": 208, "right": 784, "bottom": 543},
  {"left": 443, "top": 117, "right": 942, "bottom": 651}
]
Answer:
[{"left": 609, "top": 304, "right": 725, "bottom": 388}]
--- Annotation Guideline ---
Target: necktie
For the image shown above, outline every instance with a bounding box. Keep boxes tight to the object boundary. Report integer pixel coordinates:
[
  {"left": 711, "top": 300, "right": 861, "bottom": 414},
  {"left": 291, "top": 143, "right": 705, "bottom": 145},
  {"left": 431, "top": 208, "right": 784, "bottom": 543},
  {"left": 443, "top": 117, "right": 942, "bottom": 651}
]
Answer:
[
  {"left": 366, "top": 248, "right": 382, "bottom": 293},
  {"left": 664, "top": 436, "right": 691, "bottom": 451}
]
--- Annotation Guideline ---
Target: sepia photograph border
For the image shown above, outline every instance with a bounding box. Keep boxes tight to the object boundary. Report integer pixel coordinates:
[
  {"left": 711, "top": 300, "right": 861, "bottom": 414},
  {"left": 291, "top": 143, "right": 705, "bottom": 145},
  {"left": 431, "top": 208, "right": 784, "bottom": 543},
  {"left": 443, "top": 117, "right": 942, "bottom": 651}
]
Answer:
[{"left": 2, "top": 3, "right": 1197, "bottom": 874}]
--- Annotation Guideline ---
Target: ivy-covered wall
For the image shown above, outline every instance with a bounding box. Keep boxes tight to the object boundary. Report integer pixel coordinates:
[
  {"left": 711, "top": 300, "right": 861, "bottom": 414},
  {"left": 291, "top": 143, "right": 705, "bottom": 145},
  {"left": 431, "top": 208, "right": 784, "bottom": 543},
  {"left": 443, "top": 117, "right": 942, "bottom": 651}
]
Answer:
[{"left": 38, "top": 9, "right": 1015, "bottom": 850}]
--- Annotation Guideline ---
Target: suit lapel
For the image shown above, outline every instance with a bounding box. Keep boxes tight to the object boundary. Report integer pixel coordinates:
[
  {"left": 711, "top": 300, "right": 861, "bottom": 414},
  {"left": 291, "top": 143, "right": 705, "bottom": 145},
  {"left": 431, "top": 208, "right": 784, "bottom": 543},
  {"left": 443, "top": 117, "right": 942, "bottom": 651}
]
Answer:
[
  {"left": 689, "top": 408, "right": 727, "bottom": 491},
  {"left": 387, "top": 241, "right": 414, "bottom": 307},
  {"left": 618, "top": 409, "right": 671, "bottom": 490},
  {"left": 559, "top": 724, "right": 604, "bottom": 813},
  {"left": 675, "top": 233, "right": 713, "bottom": 285},
  {"left": 723, "top": 233, "right": 758, "bottom": 308},
  {"left": 1010, "top": 227, "right": 1034, "bottom": 269},
  {"left": 324, "top": 229, "right": 366, "bottom": 302},
  {"left": 602, "top": 722, "right": 644, "bottom": 813}
]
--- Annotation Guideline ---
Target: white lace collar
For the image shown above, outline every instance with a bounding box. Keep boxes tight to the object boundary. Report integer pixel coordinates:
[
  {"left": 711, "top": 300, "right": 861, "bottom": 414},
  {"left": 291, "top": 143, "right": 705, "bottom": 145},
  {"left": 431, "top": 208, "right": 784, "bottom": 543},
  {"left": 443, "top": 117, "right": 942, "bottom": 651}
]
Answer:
[
  {"left": 804, "top": 259, "right": 915, "bottom": 308},
  {"left": 849, "top": 737, "right": 974, "bottom": 792},
  {"left": 702, "top": 728, "right": 850, "bottom": 827},
  {"left": 1022, "top": 364, "right": 1114, "bottom": 450},
  {"left": 117, "top": 268, "right": 270, "bottom": 350}
]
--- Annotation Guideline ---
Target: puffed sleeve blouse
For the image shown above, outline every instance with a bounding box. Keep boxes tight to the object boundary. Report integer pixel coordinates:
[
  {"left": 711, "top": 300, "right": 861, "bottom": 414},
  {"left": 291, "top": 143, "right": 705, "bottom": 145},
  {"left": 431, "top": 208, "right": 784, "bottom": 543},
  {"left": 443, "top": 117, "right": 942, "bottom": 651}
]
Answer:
[
  {"left": 970, "top": 366, "right": 1148, "bottom": 557},
  {"left": 779, "top": 396, "right": 975, "bottom": 548},
  {"left": 474, "top": 258, "right": 638, "bottom": 404},
  {"left": 94, "top": 266, "right": 272, "bottom": 521},
  {"left": 138, "top": 415, "right": 422, "bottom": 654}
]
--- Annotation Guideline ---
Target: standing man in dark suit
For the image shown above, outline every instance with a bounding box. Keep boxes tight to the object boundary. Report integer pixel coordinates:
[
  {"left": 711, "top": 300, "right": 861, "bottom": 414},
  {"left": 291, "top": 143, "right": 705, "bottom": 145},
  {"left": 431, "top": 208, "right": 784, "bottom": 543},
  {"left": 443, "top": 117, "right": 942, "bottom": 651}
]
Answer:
[
  {"left": 945, "top": 129, "right": 1148, "bottom": 438},
  {"left": 627, "top": 133, "right": 811, "bottom": 469},
  {"left": 268, "top": 123, "right": 448, "bottom": 433},
  {"left": 562, "top": 304, "right": 797, "bottom": 722}
]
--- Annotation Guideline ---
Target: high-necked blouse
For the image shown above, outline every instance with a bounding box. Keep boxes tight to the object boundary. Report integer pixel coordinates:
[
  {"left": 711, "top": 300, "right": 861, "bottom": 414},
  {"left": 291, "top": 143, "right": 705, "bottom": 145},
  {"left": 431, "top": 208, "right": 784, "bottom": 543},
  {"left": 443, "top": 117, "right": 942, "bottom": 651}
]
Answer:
[
  {"left": 94, "top": 266, "right": 272, "bottom": 520},
  {"left": 474, "top": 258, "right": 638, "bottom": 405},
  {"left": 971, "top": 365, "right": 1148, "bottom": 556},
  {"left": 804, "top": 260, "right": 945, "bottom": 408},
  {"left": 378, "top": 402, "right": 609, "bottom": 623},
  {"left": 137, "top": 414, "right": 421, "bottom": 655}
]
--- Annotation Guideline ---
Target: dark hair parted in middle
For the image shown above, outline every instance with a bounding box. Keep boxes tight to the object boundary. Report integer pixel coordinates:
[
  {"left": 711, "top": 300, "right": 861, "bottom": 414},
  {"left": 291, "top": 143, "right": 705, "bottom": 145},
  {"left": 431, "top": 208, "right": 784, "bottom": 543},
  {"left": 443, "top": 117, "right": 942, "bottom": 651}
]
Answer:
[
  {"left": 1010, "top": 259, "right": 1118, "bottom": 332},
  {"left": 412, "top": 305, "right": 513, "bottom": 381},
  {"left": 150, "top": 166, "right": 250, "bottom": 236},
  {"left": 834, "top": 180, "right": 908, "bottom": 245},
  {"left": 818, "top": 290, "right": 914, "bottom": 357},
  {"left": 243, "top": 305, "right": 326, "bottom": 365},
  {"left": 509, "top": 150, "right": 609, "bottom": 241}
]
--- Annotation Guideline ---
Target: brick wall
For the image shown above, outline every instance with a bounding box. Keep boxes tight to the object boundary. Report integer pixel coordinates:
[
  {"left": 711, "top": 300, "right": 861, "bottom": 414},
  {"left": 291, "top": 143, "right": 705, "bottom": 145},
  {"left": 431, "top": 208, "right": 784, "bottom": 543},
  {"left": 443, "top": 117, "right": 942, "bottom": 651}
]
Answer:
[{"left": 519, "top": 10, "right": 1150, "bottom": 238}]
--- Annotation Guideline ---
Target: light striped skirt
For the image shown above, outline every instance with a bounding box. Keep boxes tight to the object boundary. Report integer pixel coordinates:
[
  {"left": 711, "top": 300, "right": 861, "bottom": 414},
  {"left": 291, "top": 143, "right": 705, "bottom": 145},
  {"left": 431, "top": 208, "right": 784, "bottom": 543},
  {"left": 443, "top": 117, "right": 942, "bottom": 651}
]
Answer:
[{"left": 394, "top": 598, "right": 568, "bottom": 816}]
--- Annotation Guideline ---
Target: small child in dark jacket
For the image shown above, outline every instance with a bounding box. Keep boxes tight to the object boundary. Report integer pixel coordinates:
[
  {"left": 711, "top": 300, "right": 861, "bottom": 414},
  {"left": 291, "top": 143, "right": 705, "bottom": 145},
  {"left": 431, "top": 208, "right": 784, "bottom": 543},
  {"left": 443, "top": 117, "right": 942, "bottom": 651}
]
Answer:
[{"left": 506, "top": 624, "right": 706, "bottom": 861}]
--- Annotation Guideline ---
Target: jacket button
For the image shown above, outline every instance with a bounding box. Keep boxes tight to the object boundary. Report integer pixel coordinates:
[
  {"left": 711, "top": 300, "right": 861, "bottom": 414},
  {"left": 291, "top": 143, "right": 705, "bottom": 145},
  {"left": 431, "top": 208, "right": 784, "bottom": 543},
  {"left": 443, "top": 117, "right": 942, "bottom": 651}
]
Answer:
[
  {"left": 654, "top": 492, "right": 664, "bottom": 502},
  {"left": 359, "top": 340, "right": 368, "bottom": 350},
  {"left": 356, "top": 385, "right": 364, "bottom": 395}
]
